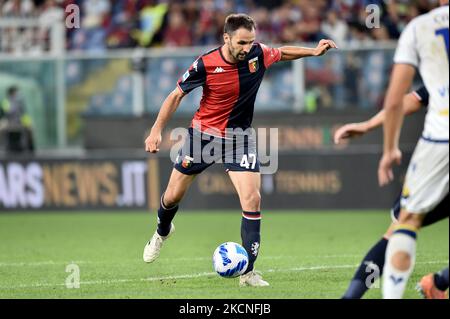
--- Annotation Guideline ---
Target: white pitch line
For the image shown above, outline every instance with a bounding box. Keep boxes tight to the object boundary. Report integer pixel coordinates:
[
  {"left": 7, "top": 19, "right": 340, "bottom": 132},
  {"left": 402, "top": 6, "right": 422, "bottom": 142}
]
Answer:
[
  {"left": 0, "top": 260, "right": 447, "bottom": 290},
  {"left": 0, "top": 254, "right": 446, "bottom": 267},
  {"left": 0, "top": 260, "right": 89, "bottom": 267},
  {"left": 0, "top": 256, "right": 313, "bottom": 267},
  {"left": 0, "top": 257, "right": 280, "bottom": 266}
]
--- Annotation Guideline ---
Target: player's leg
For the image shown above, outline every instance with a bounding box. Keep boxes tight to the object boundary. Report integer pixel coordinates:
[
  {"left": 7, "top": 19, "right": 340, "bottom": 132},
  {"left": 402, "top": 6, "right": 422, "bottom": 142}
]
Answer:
[
  {"left": 342, "top": 222, "right": 395, "bottom": 299},
  {"left": 382, "top": 139, "right": 449, "bottom": 299},
  {"left": 227, "top": 170, "right": 268, "bottom": 286},
  {"left": 417, "top": 267, "right": 449, "bottom": 299},
  {"left": 228, "top": 170, "right": 261, "bottom": 270},
  {"left": 413, "top": 194, "right": 448, "bottom": 300},
  {"left": 221, "top": 130, "right": 268, "bottom": 286},
  {"left": 384, "top": 210, "right": 449, "bottom": 300},
  {"left": 382, "top": 210, "right": 425, "bottom": 299},
  {"left": 144, "top": 127, "right": 214, "bottom": 263},
  {"left": 143, "top": 168, "right": 197, "bottom": 263},
  {"left": 379, "top": 202, "right": 449, "bottom": 299},
  {"left": 414, "top": 195, "right": 449, "bottom": 299},
  {"left": 157, "top": 168, "right": 197, "bottom": 236},
  {"left": 344, "top": 193, "right": 448, "bottom": 299},
  {"left": 433, "top": 267, "right": 449, "bottom": 292},
  {"left": 421, "top": 194, "right": 449, "bottom": 227},
  {"left": 343, "top": 194, "right": 404, "bottom": 299}
]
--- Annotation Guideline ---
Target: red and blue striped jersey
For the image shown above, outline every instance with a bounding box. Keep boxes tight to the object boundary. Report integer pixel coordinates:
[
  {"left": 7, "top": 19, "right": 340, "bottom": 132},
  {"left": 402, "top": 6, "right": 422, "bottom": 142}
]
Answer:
[{"left": 177, "top": 43, "right": 281, "bottom": 137}]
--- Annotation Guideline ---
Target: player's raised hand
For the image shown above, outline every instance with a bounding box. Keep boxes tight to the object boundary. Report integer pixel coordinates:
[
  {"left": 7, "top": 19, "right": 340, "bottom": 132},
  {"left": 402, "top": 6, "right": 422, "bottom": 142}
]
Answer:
[
  {"left": 334, "top": 122, "right": 369, "bottom": 144},
  {"left": 314, "top": 39, "right": 338, "bottom": 56},
  {"left": 378, "top": 148, "right": 402, "bottom": 186},
  {"left": 145, "top": 129, "right": 162, "bottom": 153}
]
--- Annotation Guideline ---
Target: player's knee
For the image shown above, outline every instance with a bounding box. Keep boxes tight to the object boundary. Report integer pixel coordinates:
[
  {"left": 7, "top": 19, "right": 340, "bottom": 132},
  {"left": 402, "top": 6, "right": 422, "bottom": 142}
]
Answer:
[
  {"left": 162, "top": 190, "right": 183, "bottom": 207},
  {"left": 241, "top": 191, "right": 261, "bottom": 210},
  {"left": 391, "top": 251, "right": 411, "bottom": 271}
]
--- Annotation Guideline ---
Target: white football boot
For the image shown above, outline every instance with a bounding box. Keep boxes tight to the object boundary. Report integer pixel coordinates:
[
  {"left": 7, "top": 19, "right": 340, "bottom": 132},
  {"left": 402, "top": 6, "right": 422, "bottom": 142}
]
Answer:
[
  {"left": 239, "top": 270, "right": 270, "bottom": 287},
  {"left": 143, "top": 223, "right": 175, "bottom": 263}
]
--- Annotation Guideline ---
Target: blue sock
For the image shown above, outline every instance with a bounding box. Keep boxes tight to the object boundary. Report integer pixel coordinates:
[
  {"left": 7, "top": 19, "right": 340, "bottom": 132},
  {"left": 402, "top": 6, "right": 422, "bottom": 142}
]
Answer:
[
  {"left": 342, "top": 237, "right": 388, "bottom": 299},
  {"left": 434, "top": 267, "right": 449, "bottom": 291},
  {"left": 156, "top": 195, "right": 178, "bottom": 236},
  {"left": 241, "top": 211, "right": 261, "bottom": 274}
]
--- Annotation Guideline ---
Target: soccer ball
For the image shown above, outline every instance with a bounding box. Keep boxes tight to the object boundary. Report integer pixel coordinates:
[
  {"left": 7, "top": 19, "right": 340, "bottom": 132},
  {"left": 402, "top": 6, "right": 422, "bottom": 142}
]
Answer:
[{"left": 212, "top": 242, "right": 249, "bottom": 278}]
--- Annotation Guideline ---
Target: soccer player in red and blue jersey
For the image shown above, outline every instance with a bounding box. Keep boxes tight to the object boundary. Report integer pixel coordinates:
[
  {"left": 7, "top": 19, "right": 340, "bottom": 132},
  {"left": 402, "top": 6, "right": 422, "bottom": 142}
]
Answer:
[{"left": 143, "top": 13, "right": 337, "bottom": 286}]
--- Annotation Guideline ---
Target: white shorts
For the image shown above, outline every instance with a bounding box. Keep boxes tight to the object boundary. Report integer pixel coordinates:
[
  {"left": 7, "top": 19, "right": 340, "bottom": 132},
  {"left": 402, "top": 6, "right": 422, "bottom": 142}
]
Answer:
[{"left": 401, "top": 138, "right": 449, "bottom": 214}]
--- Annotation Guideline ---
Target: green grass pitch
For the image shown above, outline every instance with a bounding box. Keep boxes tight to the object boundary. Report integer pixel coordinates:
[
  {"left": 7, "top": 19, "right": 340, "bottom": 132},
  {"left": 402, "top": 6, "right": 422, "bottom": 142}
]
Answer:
[{"left": 0, "top": 211, "right": 448, "bottom": 299}]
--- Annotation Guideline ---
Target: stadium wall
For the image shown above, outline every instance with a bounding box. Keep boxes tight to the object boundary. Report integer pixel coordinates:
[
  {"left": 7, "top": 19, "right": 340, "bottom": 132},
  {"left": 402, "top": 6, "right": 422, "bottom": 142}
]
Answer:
[
  {"left": 82, "top": 112, "right": 426, "bottom": 150},
  {"left": 0, "top": 151, "right": 411, "bottom": 212}
]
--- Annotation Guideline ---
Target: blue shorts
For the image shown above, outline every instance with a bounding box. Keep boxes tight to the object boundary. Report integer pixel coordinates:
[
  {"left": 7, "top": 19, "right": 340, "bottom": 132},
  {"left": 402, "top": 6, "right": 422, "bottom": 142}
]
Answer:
[
  {"left": 391, "top": 193, "right": 448, "bottom": 227},
  {"left": 174, "top": 128, "right": 260, "bottom": 175}
]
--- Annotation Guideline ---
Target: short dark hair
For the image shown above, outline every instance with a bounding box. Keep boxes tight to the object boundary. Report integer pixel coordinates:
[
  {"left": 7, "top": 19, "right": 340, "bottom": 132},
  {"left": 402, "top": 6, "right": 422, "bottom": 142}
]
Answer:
[{"left": 224, "top": 14, "right": 256, "bottom": 35}]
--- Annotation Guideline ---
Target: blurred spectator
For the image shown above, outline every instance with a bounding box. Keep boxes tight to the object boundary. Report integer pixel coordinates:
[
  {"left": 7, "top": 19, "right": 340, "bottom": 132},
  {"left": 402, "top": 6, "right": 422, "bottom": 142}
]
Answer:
[
  {"left": 362, "top": 25, "right": 392, "bottom": 109},
  {"left": 0, "top": 0, "right": 35, "bottom": 53},
  {"left": 0, "top": 0, "right": 442, "bottom": 52},
  {"left": 71, "top": 0, "right": 111, "bottom": 51},
  {"left": 0, "top": 86, "right": 35, "bottom": 153},
  {"left": 371, "top": 24, "right": 390, "bottom": 41},
  {"left": 38, "top": 0, "right": 64, "bottom": 51},
  {"left": 82, "top": 0, "right": 110, "bottom": 29},
  {"left": 195, "top": 0, "right": 224, "bottom": 45},
  {"left": 162, "top": 5, "right": 192, "bottom": 47},
  {"left": 39, "top": 0, "right": 64, "bottom": 26},
  {"left": 133, "top": 2, "right": 168, "bottom": 47},
  {"left": 347, "top": 22, "right": 372, "bottom": 47},
  {"left": 330, "top": 0, "right": 364, "bottom": 23},
  {"left": 251, "top": 7, "right": 275, "bottom": 43},
  {"left": 1, "top": 0, "right": 35, "bottom": 17},
  {"left": 105, "top": 0, "right": 138, "bottom": 48},
  {"left": 321, "top": 10, "right": 348, "bottom": 47},
  {"left": 295, "top": 5, "right": 330, "bottom": 43},
  {"left": 271, "top": 3, "right": 301, "bottom": 43}
]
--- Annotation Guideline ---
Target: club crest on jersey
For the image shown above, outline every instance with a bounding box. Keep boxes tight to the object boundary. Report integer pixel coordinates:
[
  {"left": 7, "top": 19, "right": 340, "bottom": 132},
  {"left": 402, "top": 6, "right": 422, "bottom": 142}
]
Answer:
[
  {"left": 248, "top": 57, "right": 259, "bottom": 73},
  {"left": 181, "top": 155, "right": 194, "bottom": 168},
  {"left": 402, "top": 186, "right": 410, "bottom": 199}
]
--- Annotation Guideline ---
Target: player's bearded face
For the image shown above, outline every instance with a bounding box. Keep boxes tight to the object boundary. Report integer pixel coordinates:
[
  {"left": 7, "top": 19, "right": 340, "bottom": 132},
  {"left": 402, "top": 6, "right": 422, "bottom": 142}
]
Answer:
[
  {"left": 225, "top": 28, "right": 255, "bottom": 61},
  {"left": 229, "top": 42, "right": 247, "bottom": 61}
]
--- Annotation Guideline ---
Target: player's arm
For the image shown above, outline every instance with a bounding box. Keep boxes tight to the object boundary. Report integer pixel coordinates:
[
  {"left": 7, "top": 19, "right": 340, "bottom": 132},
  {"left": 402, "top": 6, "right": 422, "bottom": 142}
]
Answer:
[
  {"left": 334, "top": 89, "right": 425, "bottom": 144},
  {"left": 145, "top": 88, "right": 185, "bottom": 153},
  {"left": 377, "top": 16, "right": 419, "bottom": 186},
  {"left": 145, "top": 57, "right": 206, "bottom": 153},
  {"left": 378, "top": 63, "right": 416, "bottom": 186},
  {"left": 279, "top": 39, "right": 338, "bottom": 61}
]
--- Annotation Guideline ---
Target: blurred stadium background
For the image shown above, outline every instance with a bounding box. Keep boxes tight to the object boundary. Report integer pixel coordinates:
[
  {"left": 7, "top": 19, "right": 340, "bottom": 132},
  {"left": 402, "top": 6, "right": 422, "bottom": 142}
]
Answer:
[{"left": 0, "top": 0, "right": 447, "bottom": 299}]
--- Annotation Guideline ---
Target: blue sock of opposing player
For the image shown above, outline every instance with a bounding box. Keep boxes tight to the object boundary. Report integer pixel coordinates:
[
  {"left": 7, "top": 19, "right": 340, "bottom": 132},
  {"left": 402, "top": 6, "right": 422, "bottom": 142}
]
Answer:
[
  {"left": 434, "top": 267, "right": 449, "bottom": 291},
  {"left": 156, "top": 194, "right": 179, "bottom": 236},
  {"left": 342, "top": 237, "right": 388, "bottom": 299},
  {"left": 241, "top": 211, "right": 261, "bottom": 274}
]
